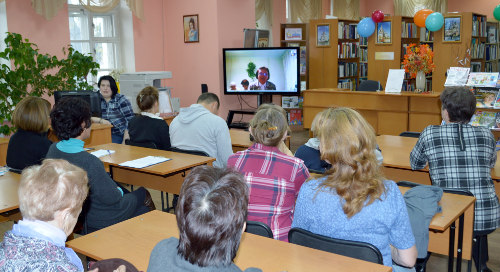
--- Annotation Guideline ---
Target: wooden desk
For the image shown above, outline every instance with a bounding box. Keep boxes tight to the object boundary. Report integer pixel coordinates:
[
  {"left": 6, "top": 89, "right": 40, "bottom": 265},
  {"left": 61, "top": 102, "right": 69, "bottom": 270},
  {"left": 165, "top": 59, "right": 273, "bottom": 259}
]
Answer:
[
  {"left": 67, "top": 210, "right": 391, "bottom": 272},
  {"left": 0, "top": 172, "right": 21, "bottom": 223},
  {"left": 229, "top": 129, "right": 291, "bottom": 153},
  {"left": 90, "top": 143, "right": 215, "bottom": 195},
  {"left": 0, "top": 138, "right": 8, "bottom": 166},
  {"left": 303, "top": 89, "right": 441, "bottom": 135},
  {"left": 399, "top": 186, "right": 475, "bottom": 272}
]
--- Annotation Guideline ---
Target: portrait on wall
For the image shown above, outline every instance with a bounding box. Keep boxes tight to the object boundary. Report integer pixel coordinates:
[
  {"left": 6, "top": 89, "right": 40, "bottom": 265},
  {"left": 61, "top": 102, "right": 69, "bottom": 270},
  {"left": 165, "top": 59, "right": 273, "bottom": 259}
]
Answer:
[
  {"left": 376, "top": 21, "right": 392, "bottom": 45},
  {"left": 183, "top": 14, "right": 199, "bottom": 43},
  {"left": 443, "top": 16, "right": 461, "bottom": 42},
  {"left": 316, "top": 24, "right": 330, "bottom": 47}
]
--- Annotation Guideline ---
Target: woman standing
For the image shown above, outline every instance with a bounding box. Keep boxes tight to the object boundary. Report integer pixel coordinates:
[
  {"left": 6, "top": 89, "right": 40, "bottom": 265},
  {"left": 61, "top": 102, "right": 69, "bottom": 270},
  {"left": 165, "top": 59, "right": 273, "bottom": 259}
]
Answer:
[{"left": 92, "top": 75, "right": 134, "bottom": 144}]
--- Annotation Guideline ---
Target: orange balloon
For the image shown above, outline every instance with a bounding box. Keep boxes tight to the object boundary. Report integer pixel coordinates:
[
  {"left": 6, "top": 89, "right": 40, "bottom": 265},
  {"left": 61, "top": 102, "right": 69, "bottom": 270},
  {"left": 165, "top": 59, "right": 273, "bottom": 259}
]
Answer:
[{"left": 414, "top": 9, "right": 434, "bottom": 28}]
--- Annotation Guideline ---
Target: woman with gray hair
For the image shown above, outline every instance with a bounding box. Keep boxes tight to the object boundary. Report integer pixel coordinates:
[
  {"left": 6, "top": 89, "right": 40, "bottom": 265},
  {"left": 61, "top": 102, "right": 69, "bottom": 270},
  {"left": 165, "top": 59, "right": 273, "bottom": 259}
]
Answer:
[{"left": 0, "top": 159, "right": 89, "bottom": 271}]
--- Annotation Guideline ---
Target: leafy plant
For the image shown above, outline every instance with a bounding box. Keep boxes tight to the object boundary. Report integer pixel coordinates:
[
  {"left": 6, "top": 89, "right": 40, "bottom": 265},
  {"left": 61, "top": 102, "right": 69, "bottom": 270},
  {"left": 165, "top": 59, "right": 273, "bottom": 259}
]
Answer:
[
  {"left": 0, "top": 32, "right": 99, "bottom": 135},
  {"left": 246, "top": 61, "right": 256, "bottom": 79}
]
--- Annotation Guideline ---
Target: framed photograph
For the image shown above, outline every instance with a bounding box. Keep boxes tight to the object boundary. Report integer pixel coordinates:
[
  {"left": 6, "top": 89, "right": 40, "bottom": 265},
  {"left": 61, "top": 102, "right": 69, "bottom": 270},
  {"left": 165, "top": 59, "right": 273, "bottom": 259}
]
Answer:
[
  {"left": 376, "top": 20, "right": 392, "bottom": 45},
  {"left": 316, "top": 24, "right": 330, "bottom": 47},
  {"left": 285, "top": 28, "right": 302, "bottom": 40},
  {"left": 443, "top": 15, "right": 462, "bottom": 43},
  {"left": 183, "top": 14, "right": 199, "bottom": 43}
]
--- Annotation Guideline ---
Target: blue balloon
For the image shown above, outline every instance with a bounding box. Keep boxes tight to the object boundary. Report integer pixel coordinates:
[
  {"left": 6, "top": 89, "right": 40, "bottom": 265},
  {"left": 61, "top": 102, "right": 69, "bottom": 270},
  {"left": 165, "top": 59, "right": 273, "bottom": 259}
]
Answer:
[
  {"left": 358, "top": 18, "right": 375, "bottom": 37},
  {"left": 425, "top": 12, "right": 444, "bottom": 32}
]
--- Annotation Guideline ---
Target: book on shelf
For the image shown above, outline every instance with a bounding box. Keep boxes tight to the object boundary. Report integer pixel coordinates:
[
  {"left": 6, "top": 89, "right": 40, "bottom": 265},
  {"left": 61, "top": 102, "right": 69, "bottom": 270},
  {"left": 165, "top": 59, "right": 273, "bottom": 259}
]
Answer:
[
  {"left": 288, "top": 109, "right": 303, "bottom": 125},
  {"left": 470, "top": 110, "right": 496, "bottom": 128},
  {"left": 471, "top": 38, "right": 485, "bottom": 59},
  {"left": 419, "top": 27, "right": 434, "bottom": 42},
  {"left": 444, "top": 67, "right": 470, "bottom": 86},
  {"left": 470, "top": 62, "right": 482, "bottom": 72},
  {"left": 472, "top": 15, "right": 487, "bottom": 37},
  {"left": 485, "top": 44, "right": 498, "bottom": 61},
  {"left": 359, "top": 47, "right": 368, "bottom": 62},
  {"left": 338, "top": 42, "right": 359, "bottom": 58},
  {"left": 487, "top": 25, "right": 498, "bottom": 43},
  {"left": 360, "top": 37, "right": 368, "bottom": 46},
  {"left": 337, "top": 22, "right": 359, "bottom": 39},
  {"left": 282, "top": 96, "right": 299, "bottom": 109},
  {"left": 466, "top": 72, "right": 499, "bottom": 87},
  {"left": 337, "top": 79, "right": 355, "bottom": 90},
  {"left": 474, "top": 89, "right": 498, "bottom": 108},
  {"left": 359, "top": 63, "right": 368, "bottom": 77},
  {"left": 338, "top": 62, "right": 358, "bottom": 78},
  {"left": 401, "top": 21, "right": 418, "bottom": 38}
]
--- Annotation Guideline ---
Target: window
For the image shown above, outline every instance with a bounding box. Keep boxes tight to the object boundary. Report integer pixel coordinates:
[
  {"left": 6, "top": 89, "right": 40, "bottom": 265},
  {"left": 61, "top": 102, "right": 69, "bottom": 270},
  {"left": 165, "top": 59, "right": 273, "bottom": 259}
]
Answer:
[
  {"left": 0, "top": 1, "right": 9, "bottom": 70},
  {"left": 68, "top": 2, "right": 121, "bottom": 85}
]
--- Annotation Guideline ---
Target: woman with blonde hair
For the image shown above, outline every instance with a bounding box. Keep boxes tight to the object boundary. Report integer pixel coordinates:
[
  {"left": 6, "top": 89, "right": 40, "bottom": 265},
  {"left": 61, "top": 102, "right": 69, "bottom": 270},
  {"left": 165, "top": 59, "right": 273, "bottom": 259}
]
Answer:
[
  {"left": 127, "top": 86, "right": 171, "bottom": 150},
  {"left": 292, "top": 107, "right": 417, "bottom": 270},
  {"left": 6, "top": 96, "right": 52, "bottom": 172},
  {"left": 227, "top": 104, "right": 309, "bottom": 241},
  {"left": 0, "top": 159, "right": 88, "bottom": 271}
]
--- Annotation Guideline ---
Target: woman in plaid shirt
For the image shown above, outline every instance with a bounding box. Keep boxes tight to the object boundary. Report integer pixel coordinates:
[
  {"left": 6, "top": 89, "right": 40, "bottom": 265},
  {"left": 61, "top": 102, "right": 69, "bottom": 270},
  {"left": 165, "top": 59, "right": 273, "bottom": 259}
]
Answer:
[
  {"left": 410, "top": 86, "right": 499, "bottom": 272},
  {"left": 227, "top": 104, "right": 309, "bottom": 242}
]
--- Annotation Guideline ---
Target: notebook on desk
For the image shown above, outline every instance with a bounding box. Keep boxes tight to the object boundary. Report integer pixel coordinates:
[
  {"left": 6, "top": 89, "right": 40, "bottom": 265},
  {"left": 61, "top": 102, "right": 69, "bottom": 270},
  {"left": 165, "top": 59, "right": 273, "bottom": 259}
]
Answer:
[{"left": 119, "top": 156, "right": 171, "bottom": 168}]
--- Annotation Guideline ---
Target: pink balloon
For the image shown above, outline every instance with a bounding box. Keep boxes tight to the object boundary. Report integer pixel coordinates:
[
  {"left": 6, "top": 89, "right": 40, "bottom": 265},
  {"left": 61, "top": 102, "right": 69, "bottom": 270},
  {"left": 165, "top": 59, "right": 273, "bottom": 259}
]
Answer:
[{"left": 372, "top": 10, "right": 385, "bottom": 23}]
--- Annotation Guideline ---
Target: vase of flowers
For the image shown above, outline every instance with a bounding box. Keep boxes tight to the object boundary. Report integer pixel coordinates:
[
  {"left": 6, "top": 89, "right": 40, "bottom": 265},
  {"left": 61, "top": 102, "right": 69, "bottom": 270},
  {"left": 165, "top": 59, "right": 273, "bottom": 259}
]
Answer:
[{"left": 402, "top": 43, "right": 435, "bottom": 92}]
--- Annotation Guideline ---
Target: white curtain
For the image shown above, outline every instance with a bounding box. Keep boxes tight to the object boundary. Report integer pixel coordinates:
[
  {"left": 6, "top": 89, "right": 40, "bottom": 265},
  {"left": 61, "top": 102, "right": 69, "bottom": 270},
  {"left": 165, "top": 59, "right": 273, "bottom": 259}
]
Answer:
[
  {"left": 256, "top": 0, "right": 272, "bottom": 27},
  {"left": 333, "top": 0, "right": 359, "bottom": 20},
  {"left": 30, "top": 0, "right": 143, "bottom": 20},
  {"left": 288, "top": 0, "right": 322, "bottom": 23},
  {"left": 394, "top": 0, "right": 447, "bottom": 16}
]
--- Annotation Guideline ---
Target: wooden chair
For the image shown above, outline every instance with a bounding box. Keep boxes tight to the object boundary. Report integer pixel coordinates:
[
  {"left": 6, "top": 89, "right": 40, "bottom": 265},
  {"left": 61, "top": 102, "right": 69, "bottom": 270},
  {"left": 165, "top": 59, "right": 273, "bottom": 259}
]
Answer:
[{"left": 358, "top": 80, "right": 382, "bottom": 92}]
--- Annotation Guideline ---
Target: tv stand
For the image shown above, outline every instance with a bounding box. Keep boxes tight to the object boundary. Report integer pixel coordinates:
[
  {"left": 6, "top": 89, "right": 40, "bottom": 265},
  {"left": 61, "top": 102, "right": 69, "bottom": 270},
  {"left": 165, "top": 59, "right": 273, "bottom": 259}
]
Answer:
[
  {"left": 226, "top": 109, "right": 256, "bottom": 129},
  {"left": 258, "top": 94, "right": 273, "bottom": 105}
]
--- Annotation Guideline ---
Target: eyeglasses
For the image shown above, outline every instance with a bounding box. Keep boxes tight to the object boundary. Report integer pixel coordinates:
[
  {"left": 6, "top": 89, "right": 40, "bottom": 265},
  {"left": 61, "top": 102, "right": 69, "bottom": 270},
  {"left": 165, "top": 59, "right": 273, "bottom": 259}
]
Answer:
[{"left": 259, "top": 72, "right": 268, "bottom": 76}]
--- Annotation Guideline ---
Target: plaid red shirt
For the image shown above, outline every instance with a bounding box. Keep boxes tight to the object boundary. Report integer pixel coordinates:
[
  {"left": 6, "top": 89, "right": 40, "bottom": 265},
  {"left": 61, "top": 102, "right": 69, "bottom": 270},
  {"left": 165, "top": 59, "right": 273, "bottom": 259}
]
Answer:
[{"left": 227, "top": 143, "right": 310, "bottom": 241}]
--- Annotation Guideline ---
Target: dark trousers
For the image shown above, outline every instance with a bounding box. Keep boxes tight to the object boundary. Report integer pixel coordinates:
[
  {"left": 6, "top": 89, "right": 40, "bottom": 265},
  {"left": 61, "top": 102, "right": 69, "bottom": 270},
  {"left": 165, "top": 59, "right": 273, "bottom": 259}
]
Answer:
[{"left": 473, "top": 229, "right": 495, "bottom": 270}]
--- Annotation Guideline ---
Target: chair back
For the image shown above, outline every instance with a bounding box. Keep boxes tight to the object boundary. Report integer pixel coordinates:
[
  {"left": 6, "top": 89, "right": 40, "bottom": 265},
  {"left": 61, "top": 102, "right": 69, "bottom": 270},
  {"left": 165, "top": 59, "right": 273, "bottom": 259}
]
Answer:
[
  {"left": 288, "top": 228, "right": 383, "bottom": 265},
  {"left": 245, "top": 221, "right": 274, "bottom": 238},
  {"left": 399, "top": 131, "right": 421, "bottom": 138},
  {"left": 125, "top": 139, "right": 157, "bottom": 149},
  {"left": 358, "top": 80, "right": 382, "bottom": 92},
  {"left": 169, "top": 147, "right": 209, "bottom": 157}
]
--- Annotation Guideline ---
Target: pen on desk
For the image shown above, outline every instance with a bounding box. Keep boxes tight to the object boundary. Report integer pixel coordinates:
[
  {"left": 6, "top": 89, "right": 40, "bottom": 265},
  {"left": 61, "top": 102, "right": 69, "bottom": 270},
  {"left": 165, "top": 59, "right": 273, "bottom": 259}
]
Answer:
[{"left": 107, "top": 150, "right": 112, "bottom": 157}]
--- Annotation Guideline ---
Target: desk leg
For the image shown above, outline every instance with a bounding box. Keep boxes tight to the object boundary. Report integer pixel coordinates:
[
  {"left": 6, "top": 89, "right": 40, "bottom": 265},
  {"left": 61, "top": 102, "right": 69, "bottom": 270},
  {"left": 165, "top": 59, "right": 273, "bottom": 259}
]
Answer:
[
  {"left": 109, "top": 165, "right": 114, "bottom": 179},
  {"left": 448, "top": 222, "right": 456, "bottom": 272},
  {"left": 456, "top": 215, "right": 464, "bottom": 272}
]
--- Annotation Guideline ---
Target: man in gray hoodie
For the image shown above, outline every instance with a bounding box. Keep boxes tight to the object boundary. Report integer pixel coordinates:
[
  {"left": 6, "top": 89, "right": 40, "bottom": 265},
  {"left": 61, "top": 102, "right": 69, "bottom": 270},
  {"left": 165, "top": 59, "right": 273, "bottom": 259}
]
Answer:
[{"left": 169, "top": 93, "right": 233, "bottom": 168}]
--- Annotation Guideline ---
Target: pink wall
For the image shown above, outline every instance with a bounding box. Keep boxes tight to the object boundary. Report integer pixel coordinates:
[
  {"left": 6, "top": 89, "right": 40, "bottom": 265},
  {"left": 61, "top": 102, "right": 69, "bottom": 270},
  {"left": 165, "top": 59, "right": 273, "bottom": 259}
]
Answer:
[
  {"left": 133, "top": 0, "right": 165, "bottom": 71},
  {"left": 359, "top": 0, "right": 394, "bottom": 18},
  {"left": 5, "top": 0, "right": 70, "bottom": 59},
  {"left": 448, "top": 0, "right": 498, "bottom": 18}
]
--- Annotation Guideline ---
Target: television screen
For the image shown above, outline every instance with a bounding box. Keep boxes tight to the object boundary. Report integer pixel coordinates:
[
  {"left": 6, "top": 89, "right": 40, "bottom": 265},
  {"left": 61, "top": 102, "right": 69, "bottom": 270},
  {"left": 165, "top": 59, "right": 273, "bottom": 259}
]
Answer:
[
  {"left": 54, "top": 90, "right": 102, "bottom": 118},
  {"left": 223, "top": 47, "right": 300, "bottom": 95}
]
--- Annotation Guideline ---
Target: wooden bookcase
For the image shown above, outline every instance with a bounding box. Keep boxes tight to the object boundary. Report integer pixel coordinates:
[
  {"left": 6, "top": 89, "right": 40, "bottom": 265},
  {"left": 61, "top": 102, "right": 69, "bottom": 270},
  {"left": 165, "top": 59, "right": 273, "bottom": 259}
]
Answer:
[
  {"left": 309, "top": 18, "right": 361, "bottom": 90},
  {"left": 486, "top": 20, "right": 499, "bottom": 72},
  {"left": 433, "top": 12, "right": 488, "bottom": 92}
]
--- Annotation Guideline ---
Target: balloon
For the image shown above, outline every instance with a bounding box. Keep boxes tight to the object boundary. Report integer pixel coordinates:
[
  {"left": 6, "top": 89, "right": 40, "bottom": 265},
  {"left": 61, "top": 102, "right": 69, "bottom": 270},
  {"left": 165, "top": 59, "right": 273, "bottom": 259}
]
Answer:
[
  {"left": 494, "top": 5, "right": 500, "bottom": 21},
  {"left": 414, "top": 9, "right": 433, "bottom": 28},
  {"left": 425, "top": 12, "right": 444, "bottom": 32},
  {"left": 371, "top": 10, "right": 384, "bottom": 23},
  {"left": 358, "top": 18, "right": 375, "bottom": 38}
]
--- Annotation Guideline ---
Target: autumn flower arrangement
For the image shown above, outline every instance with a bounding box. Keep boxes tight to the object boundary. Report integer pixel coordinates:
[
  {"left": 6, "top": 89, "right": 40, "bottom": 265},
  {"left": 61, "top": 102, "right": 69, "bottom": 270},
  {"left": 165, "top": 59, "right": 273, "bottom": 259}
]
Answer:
[{"left": 402, "top": 43, "right": 435, "bottom": 78}]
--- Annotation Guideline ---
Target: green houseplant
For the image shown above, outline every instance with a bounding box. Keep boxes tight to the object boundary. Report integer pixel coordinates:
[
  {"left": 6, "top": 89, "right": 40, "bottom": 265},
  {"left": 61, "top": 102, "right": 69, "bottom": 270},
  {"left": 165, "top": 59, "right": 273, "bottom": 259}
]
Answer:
[{"left": 0, "top": 32, "right": 99, "bottom": 135}]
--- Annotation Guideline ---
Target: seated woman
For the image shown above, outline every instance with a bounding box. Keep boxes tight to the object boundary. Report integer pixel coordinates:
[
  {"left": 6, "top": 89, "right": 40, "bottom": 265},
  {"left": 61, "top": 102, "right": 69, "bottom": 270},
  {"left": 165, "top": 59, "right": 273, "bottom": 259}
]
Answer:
[
  {"left": 46, "top": 97, "right": 154, "bottom": 232},
  {"left": 292, "top": 107, "right": 417, "bottom": 270},
  {"left": 227, "top": 104, "right": 309, "bottom": 242},
  {"left": 91, "top": 75, "right": 134, "bottom": 144},
  {"left": 6, "top": 96, "right": 52, "bottom": 172},
  {"left": 0, "top": 159, "right": 88, "bottom": 271},
  {"left": 128, "top": 86, "right": 171, "bottom": 150}
]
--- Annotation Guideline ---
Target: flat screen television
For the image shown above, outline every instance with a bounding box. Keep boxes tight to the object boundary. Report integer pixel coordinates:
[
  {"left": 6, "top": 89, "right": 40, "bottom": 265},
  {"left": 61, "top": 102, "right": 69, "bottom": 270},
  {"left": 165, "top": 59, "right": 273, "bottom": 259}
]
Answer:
[
  {"left": 223, "top": 47, "right": 300, "bottom": 96},
  {"left": 54, "top": 90, "right": 102, "bottom": 117}
]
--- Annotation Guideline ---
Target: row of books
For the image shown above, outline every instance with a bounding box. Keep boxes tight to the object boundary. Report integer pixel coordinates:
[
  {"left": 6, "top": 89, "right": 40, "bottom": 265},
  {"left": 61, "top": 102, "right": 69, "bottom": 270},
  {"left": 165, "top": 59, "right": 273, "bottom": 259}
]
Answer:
[
  {"left": 359, "top": 48, "right": 368, "bottom": 62},
  {"left": 485, "top": 44, "right": 498, "bottom": 61},
  {"left": 337, "top": 22, "right": 359, "bottom": 39},
  {"left": 485, "top": 62, "right": 499, "bottom": 73},
  {"left": 471, "top": 62, "right": 482, "bottom": 72},
  {"left": 487, "top": 25, "right": 498, "bottom": 44},
  {"left": 337, "top": 79, "right": 355, "bottom": 90},
  {"left": 419, "top": 28, "right": 434, "bottom": 42},
  {"left": 338, "top": 62, "right": 358, "bottom": 78},
  {"left": 338, "top": 42, "right": 359, "bottom": 59},
  {"left": 360, "top": 37, "right": 368, "bottom": 46},
  {"left": 472, "top": 15, "right": 487, "bottom": 37},
  {"left": 401, "top": 21, "right": 418, "bottom": 38},
  {"left": 471, "top": 38, "right": 485, "bottom": 59},
  {"left": 470, "top": 111, "right": 499, "bottom": 129},
  {"left": 359, "top": 63, "right": 367, "bottom": 77}
]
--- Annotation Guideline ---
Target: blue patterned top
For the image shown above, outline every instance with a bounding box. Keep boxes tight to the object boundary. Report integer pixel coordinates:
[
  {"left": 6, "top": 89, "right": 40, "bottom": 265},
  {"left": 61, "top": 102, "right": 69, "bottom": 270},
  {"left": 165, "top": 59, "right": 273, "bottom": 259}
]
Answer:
[
  {"left": 101, "top": 93, "right": 134, "bottom": 135},
  {"left": 292, "top": 178, "right": 415, "bottom": 267}
]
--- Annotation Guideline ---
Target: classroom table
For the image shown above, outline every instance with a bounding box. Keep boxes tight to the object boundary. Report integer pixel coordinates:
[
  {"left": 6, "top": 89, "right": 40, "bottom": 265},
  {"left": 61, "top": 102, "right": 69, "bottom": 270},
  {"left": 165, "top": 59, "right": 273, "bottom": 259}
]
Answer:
[
  {"left": 0, "top": 138, "right": 8, "bottom": 166},
  {"left": 90, "top": 143, "right": 215, "bottom": 196},
  {"left": 0, "top": 172, "right": 21, "bottom": 223},
  {"left": 66, "top": 210, "right": 392, "bottom": 272},
  {"left": 229, "top": 128, "right": 291, "bottom": 153}
]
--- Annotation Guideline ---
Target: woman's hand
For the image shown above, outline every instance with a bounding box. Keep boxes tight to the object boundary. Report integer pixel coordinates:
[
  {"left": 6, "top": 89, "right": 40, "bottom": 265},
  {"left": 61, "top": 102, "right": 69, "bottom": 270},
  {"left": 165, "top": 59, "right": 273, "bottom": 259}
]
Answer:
[{"left": 91, "top": 117, "right": 111, "bottom": 125}]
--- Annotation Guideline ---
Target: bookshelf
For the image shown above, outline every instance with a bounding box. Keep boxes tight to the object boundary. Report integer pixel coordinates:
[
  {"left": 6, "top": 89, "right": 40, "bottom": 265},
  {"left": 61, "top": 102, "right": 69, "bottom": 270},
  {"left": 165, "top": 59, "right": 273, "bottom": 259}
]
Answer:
[
  {"left": 309, "top": 18, "right": 362, "bottom": 91},
  {"left": 486, "top": 20, "right": 499, "bottom": 72},
  {"left": 433, "top": 12, "right": 488, "bottom": 92},
  {"left": 359, "top": 36, "right": 368, "bottom": 85},
  {"left": 280, "top": 23, "right": 308, "bottom": 130}
]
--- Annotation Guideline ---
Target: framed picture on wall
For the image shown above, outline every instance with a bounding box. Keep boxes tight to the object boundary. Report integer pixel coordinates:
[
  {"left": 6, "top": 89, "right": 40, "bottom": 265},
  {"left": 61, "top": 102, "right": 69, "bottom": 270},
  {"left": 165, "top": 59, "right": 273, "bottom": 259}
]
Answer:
[
  {"left": 443, "top": 15, "right": 462, "bottom": 43},
  {"left": 376, "top": 20, "right": 392, "bottom": 45},
  {"left": 183, "top": 14, "right": 199, "bottom": 43},
  {"left": 316, "top": 24, "right": 330, "bottom": 47}
]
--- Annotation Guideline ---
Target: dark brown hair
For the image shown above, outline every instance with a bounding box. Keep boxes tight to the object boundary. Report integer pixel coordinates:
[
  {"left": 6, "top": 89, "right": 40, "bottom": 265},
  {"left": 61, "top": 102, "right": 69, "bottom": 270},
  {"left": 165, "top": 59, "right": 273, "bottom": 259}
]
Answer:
[
  {"left": 12, "top": 97, "right": 51, "bottom": 133},
  {"left": 137, "top": 86, "right": 159, "bottom": 111},
  {"left": 440, "top": 86, "right": 476, "bottom": 123},
  {"left": 50, "top": 97, "right": 91, "bottom": 140},
  {"left": 176, "top": 166, "right": 248, "bottom": 267},
  {"left": 197, "top": 92, "right": 220, "bottom": 109}
]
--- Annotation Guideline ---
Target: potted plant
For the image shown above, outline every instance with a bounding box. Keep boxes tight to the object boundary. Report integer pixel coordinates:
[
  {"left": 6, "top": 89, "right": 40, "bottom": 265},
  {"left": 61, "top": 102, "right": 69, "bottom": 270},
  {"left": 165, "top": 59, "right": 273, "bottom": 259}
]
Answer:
[{"left": 0, "top": 32, "right": 99, "bottom": 135}]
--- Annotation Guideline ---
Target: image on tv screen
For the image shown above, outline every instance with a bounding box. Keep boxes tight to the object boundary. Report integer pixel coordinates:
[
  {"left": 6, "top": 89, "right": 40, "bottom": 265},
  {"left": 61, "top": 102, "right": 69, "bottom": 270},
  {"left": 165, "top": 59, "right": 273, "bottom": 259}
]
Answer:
[{"left": 224, "top": 48, "right": 299, "bottom": 94}]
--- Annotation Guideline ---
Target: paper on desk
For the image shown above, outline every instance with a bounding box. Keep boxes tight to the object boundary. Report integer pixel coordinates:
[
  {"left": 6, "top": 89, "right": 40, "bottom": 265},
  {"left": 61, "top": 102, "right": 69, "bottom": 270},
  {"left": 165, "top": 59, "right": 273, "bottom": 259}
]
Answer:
[
  {"left": 385, "top": 69, "right": 405, "bottom": 93},
  {"left": 90, "top": 149, "right": 115, "bottom": 158},
  {"left": 119, "top": 156, "right": 170, "bottom": 168}
]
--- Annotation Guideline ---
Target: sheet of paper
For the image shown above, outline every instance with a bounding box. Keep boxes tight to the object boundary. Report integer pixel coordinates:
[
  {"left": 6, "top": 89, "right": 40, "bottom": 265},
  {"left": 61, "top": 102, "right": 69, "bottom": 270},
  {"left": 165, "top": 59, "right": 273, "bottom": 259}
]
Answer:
[
  {"left": 90, "top": 149, "right": 115, "bottom": 158},
  {"left": 119, "top": 156, "right": 171, "bottom": 169},
  {"left": 385, "top": 69, "right": 405, "bottom": 93},
  {"left": 444, "top": 67, "right": 470, "bottom": 86}
]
